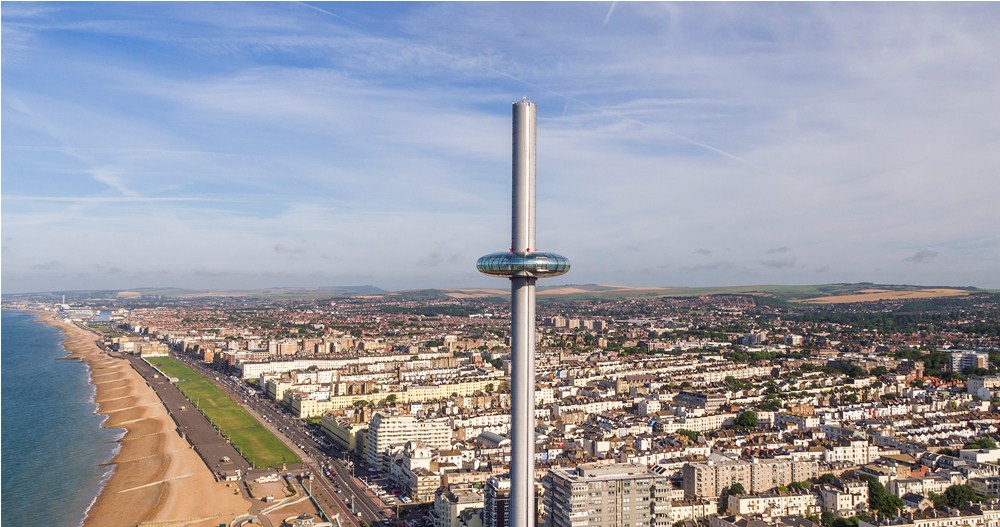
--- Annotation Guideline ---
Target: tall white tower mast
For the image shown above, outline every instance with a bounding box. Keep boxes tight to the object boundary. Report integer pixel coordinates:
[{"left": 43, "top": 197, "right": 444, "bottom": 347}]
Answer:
[{"left": 477, "top": 100, "right": 570, "bottom": 527}]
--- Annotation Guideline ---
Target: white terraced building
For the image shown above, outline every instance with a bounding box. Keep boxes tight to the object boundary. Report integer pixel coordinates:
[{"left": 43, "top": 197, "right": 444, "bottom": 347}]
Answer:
[{"left": 366, "top": 412, "right": 450, "bottom": 470}]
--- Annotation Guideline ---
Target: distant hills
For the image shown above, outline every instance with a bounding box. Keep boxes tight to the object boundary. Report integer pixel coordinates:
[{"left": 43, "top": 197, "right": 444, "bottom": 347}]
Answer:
[
  {"left": 2, "top": 285, "right": 387, "bottom": 302},
  {"left": 4, "top": 282, "right": 994, "bottom": 304},
  {"left": 433, "top": 283, "right": 985, "bottom": 303}
]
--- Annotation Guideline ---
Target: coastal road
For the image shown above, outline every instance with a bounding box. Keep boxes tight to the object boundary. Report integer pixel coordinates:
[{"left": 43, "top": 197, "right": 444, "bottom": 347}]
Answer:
[{"left": 170, "top": 353, "right": 390, "bottom": 527}]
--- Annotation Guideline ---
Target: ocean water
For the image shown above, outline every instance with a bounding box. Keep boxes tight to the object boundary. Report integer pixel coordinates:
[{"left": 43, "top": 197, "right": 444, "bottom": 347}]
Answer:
[{"left": 2, "top": 310, "right": 122, "bottom": 527}]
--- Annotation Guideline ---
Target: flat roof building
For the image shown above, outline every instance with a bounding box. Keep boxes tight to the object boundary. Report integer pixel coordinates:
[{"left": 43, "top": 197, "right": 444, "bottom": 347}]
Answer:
[{"left": 543, "top": 464, "right": 669, "bottom": 527}]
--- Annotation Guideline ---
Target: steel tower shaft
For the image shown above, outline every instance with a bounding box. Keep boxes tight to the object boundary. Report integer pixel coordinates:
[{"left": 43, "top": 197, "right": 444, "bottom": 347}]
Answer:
[
  {"left": 510, "top": 100, "right": 536, "bottom": 527},
  {"left": 477, "top": 100, "right": 569, "bottom": 527}
]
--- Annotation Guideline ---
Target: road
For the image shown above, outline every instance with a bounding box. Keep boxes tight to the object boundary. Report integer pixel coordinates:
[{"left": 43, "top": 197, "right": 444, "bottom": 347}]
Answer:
[{"left": 170, "top": 353, "right": 393, "bottom": 527}]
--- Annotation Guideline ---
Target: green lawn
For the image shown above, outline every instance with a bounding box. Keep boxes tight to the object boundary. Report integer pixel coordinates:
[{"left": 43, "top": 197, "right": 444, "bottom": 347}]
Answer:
[{"left": 145, "top": 356, "right": 300, "bottom": 468}]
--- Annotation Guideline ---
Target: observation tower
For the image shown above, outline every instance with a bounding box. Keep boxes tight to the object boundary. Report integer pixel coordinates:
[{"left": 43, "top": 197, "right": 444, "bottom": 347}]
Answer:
[{"left": 476, "top": 100, "right": 570, "bottom": 527}]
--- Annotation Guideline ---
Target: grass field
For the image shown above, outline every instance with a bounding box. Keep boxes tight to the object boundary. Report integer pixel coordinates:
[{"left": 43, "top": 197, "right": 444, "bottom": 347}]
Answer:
[{"left": 145, "top": 356, "right": 300, "bottom": 468}]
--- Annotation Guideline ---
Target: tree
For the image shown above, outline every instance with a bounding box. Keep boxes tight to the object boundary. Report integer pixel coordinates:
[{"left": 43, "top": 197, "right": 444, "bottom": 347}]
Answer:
[
  {"left": 964, "top": 366, "right": 992, "bottom": 377},
  {"left": 817, "top": 473, "right": 837, "bottom": 485},
  {"left": 677, "top": 429, "right": 699, "bottom": 442},
  {"left": 734, "top": 411, "right": 759, "bottom": 430},
  {"left": 832, "top": 517, "right": 859, "bottom": 527},
  {"left": 965, "top": 438, "right": 998, "bottom": 450},
  {"left": 729, "top": 483, "right": 745, "bottom": 496},
  {"left": 789, "top": 481, "right": 811, "bottom": 491},
  {"left": 384, "top": 394, "right": 397, "bottom": 405},
  {"left": 943, "top": 484, "right": 980, "bottom": 509},
  {"left": 864, "top": 477, "right": 904, "bottom": 517},
  {"left": 928, "top": 492, "right": 947, "bottom": 509},
  {"left": 485, "top": 383, "right": 495, "bottom": 394}
]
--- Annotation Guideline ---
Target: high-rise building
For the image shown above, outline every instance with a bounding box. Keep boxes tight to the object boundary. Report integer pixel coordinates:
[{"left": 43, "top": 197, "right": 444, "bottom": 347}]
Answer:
[
  {"left": 950, "top": 350, "right": 989, "bottom": 373},
  {"left": 543, "top": 464, "right": 670, "bottom": 527},
  {"left": 485, "top": 476, "right": 511, "bottom": 527},
  {"left": 477, "top": 100, "right": 570, "bottom": 527},
  {"left": 366, "top": 412, "right": 450, "bottom": 470}
]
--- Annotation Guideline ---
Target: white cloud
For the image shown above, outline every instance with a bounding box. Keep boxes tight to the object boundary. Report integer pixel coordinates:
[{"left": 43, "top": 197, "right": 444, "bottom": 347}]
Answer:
[{"left": 3, "top": 2, "right": 999, "bottom": 292}]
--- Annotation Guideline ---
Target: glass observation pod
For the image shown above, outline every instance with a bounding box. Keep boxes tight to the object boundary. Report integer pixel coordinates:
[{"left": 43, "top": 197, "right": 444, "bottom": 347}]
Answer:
[{"left": 476, "top": 252, "right": 571, "bottom": 278}]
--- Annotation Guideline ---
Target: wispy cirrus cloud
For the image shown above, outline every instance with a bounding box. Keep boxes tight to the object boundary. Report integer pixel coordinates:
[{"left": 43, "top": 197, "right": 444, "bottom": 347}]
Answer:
[{"left": 3, "top": 3, "right": 999, "bottom": 293}]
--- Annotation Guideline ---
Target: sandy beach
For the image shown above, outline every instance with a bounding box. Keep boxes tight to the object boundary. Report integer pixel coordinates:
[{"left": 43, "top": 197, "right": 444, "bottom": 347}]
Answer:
[{"left": 39, "top": 312, "right": 252, "bottom": 527}]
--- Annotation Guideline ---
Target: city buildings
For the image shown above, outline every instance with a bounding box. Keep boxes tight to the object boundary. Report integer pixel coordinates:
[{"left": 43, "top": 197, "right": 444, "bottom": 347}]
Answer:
[
  {"left": 367, "top": 412, "right": 450, "bottom": 470},
  {"left": 485, "top": 476, "right": 511, "bottom": 527},
  {"left": 950, "top": 350, "right": 990, "bottom": 373},
  {"left": 543, "top": 464, "right": 668, "bottom": 527},
  {"left": 23, "top": 281, "right": 1000, "bottom": 527},
  {"left": 683, "top": 455, "right": 818, "bottom": 500}
]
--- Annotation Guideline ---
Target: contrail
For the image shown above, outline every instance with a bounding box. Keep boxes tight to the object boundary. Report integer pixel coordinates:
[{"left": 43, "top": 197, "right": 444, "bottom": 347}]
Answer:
[
  {"left": 603, "top": 2, "right": 617, "bottom": 26},
  {"left": 295, "top": 2, "right": 761, "bottom": 170},
  {"left": 295, "top": 2, "right": 357, "bottom": 25}
]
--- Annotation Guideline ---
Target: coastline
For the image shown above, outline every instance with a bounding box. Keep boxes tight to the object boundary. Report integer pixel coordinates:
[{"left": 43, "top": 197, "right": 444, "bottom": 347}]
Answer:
[{"left": 37, "top": 311, "right": 252, "bottom": 527}]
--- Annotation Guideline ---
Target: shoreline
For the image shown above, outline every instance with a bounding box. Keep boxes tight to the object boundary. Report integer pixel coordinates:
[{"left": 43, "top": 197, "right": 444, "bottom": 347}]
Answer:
[{"left": 36, "top": 311, "right": 252, "bottom": 527}]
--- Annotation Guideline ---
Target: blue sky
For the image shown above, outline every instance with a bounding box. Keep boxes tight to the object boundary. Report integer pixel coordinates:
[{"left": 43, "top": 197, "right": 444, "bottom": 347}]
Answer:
[{"left": 3, "top": 2, "right": 999, "bottom": 294}]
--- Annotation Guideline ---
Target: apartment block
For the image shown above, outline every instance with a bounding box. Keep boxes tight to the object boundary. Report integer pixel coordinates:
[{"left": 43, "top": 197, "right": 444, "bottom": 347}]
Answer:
[
  {"left": 968, "top": 376, "right": 1000, "bottom": 400},
  {"left": 727, "top": 491, "right": 820, "bottom": 518},
  {"left": 950, "top": 350, "right": 989, "bottom": 373},
  {"left": 673, "top": 391, "right": 727, "bottom": 414},
  {"left": 484, "top": 476, "right": 511, "bottom": 527},
  {"left": 367, "top": 412, "right": 451, "bottom": 470},
  {"left": 817, "top": 480, "right": 869, "bottom": 517},
  {"left": 544, "top": 464, "right": 670, "bottom": 527},
  {"left": 824, "top": 440, "right": 880, "bottom": 465},
  {"left": 435, "top": 486, "right": 484, "bottom": 527},
  {"left": 320, "top": 414, "right": 367, "bottom": 454},
  {"left": 683, "top": 456, "right": 818, "bottom": 500}
]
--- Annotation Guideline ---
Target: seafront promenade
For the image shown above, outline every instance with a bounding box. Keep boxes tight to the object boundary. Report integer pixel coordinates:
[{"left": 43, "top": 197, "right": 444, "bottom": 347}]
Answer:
[
  {"left": 39, "top": 312, "right": 253, "bottom": 527},
  {"left": 124, "top": 353, "right": 253, "bottom": 479}
]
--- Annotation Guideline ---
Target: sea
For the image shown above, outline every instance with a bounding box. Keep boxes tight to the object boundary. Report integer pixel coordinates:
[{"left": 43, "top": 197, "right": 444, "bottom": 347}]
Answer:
[{"left": 1, "top": 310, "right": 123, "bottom": 527}]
